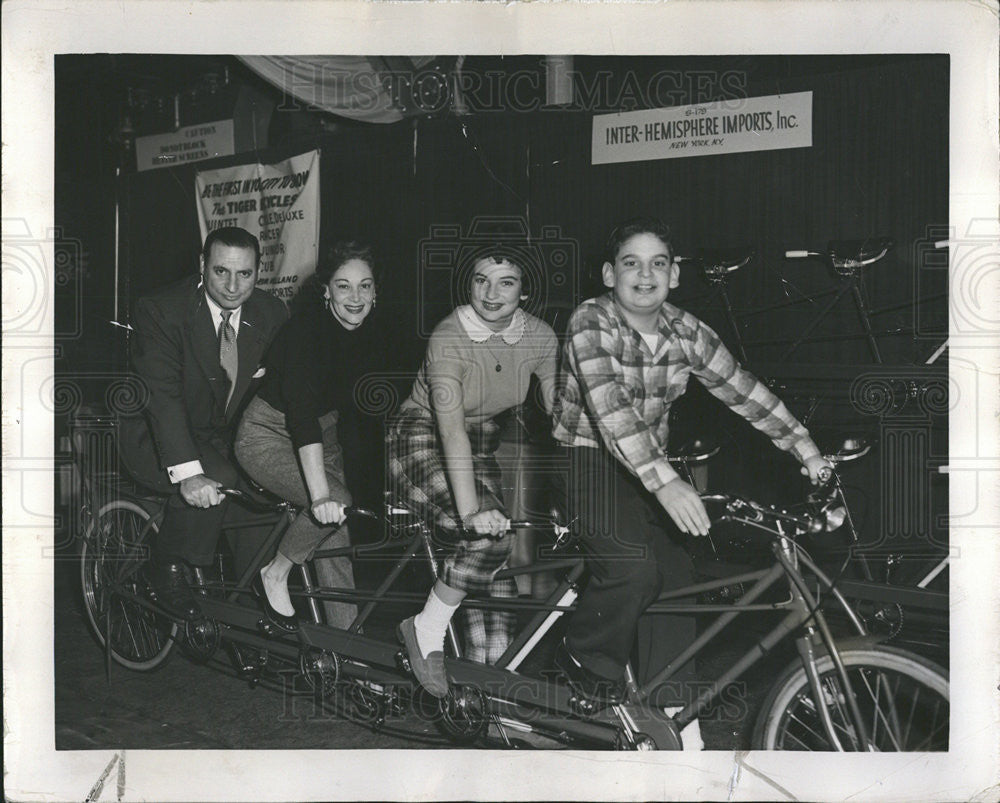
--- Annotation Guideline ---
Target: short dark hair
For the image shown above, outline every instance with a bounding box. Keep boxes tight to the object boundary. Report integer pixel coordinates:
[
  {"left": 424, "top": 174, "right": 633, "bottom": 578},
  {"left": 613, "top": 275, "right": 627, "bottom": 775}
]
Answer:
[
  {"left": 202, "top": 226, "right": 261, "bottom": 266},
  {"left": 316, "top": 240, "right": 376, "bottom": 286},
  {"left": 606, "top": 217, "right": 674, "bottom": 264}
]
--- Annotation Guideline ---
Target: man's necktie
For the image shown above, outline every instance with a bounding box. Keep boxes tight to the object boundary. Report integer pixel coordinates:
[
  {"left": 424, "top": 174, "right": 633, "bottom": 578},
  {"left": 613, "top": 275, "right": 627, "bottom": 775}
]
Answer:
[{"left": 219, "top": 310, "right": 238, "bottom": 409}]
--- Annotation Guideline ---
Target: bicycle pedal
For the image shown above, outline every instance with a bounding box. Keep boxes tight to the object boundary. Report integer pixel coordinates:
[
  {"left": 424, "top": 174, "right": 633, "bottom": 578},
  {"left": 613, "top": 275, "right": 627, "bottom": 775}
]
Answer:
[
  {"left": 566, "top": 693, "right": 604, "bottom": 717},
  {"left": 236, "top": 661, "right": 265, "bottom": 687}
]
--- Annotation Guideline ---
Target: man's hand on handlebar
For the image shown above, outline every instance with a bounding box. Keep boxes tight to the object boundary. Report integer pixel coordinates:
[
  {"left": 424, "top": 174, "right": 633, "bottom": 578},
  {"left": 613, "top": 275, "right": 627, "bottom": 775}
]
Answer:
[
  {"left": 462, "top": 509, "right": 509, "bottom": 538},
  {"left": 311, "top": 497, "right": 347, "bottom": 526},
  {"left": 180, "top": 474, "right": 224, "bottom": 508},
  {"left": 655, "top": 478, "right": 711, "bottom": 536},
  {"left": 801, "top": 455, "right": 834, "bottom": 485}
]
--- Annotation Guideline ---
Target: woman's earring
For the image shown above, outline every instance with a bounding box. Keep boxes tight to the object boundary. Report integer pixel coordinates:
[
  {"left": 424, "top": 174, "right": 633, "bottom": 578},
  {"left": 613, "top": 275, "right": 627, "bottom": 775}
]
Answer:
[{"left": 372, "top": 296, "right": 377, "bottom": 309}]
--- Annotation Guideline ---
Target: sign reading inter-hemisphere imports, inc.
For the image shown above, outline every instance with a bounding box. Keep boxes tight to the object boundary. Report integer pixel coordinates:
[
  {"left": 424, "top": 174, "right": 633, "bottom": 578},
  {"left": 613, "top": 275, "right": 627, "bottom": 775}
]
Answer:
[
  {"left": 592, "top": 92, "right": 812, "bottom": 165},
  {"left": 135, "top": 120, "right": 235, "bottom": 172},
  {"left": 195, "top": 150, "right": 320, "bottom": 302}
]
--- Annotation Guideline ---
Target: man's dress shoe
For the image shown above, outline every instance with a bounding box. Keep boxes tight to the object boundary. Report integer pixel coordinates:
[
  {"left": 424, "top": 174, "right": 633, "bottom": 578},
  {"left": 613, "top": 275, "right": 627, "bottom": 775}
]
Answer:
[{"left": 149, "top": 560, "right": 202, "bottom": 620}]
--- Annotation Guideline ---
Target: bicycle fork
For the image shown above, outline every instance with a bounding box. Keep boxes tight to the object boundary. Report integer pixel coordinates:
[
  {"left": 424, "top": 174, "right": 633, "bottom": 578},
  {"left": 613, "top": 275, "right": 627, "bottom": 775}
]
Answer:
[{"left": 776, "top": 536, "right": 873, "bottom": 750}]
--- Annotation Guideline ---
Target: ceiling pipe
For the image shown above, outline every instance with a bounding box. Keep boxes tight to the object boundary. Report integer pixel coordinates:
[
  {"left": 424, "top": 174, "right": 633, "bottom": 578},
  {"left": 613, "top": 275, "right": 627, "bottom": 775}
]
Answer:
[{"left": 545, "top": 55, "right": 574, "bottom": 106}]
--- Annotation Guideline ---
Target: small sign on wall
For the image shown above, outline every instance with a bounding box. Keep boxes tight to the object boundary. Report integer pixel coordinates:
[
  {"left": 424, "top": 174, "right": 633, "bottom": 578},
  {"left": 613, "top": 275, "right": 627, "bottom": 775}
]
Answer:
[
  {"left": 195, "top": 149, "right": 320, "bottom": 303},
  {"left": 135, "top": 119, "right": 235, "bottom": 172},
  {"left": 592, "top": 91, "right": 812, "bottom": 165}
]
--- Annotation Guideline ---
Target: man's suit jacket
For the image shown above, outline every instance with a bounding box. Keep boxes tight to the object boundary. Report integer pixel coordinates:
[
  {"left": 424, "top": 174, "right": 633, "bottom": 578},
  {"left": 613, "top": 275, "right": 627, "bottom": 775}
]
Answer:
[{"left": 120, "top": 274, "right": 287, "bottom": 486}]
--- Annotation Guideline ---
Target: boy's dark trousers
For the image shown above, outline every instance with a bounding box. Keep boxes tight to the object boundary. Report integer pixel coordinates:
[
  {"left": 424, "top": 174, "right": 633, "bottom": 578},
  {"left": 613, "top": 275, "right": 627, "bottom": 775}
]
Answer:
[{"left": 555, "top": 444, "right": 697, "bottom": 708}]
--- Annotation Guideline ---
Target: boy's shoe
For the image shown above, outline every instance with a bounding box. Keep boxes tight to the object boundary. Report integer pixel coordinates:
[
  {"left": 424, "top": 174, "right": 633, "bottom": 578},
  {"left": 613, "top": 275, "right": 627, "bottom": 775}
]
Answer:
[
  {"left": 663, "top": 706, "right": 705, "bottom": 751},
  {"left": 554, "top": 640, "right": 626, "bottom": 714}
]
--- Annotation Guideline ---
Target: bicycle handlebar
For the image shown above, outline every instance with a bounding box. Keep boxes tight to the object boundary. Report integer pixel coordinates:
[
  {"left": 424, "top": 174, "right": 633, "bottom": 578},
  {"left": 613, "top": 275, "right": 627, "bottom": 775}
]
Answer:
[
  {"left": 385, "top": 500, "right": 572, "bottom": 540},
  {"left": 668, "top": 440, "right": 721, "bottom": 464},
  {"left": 458, "top": 518, "right": 572, "bottom": 540},
  {"left": 702, "top": 468, "right": 845, "bottom": 536},
  {"left": 218, "top": 488, "right": 378, "bottom": 521},
  {"left": 785, "top": 238, "right": 893, "bottom": 271},
  {"left": 703, "top": 493, "right": 824, "bottom": 534},
  {"left": 823, "top": 437, "right": 871, "bottom": 465},
  {"left": 678, "top": 249, "right": 754, "bottom": 281},
  {"left": 218, "top": 487, "right": 285, "bottom": 510}
]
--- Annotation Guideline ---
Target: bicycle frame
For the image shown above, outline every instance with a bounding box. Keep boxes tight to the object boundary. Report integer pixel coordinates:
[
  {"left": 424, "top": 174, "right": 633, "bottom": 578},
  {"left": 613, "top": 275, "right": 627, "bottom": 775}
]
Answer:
[
  {"left": 76, "top": 405, "right": 948, "bottom": 751},
  {"left": 148, "top": 487, "right": 875, "bottom": 750}
]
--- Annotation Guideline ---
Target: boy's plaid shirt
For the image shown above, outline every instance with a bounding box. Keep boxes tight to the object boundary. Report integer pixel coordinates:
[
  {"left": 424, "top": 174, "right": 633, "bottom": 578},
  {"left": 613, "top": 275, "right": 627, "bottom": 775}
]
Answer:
[{"left": 552, "top": 293, "right": 819, "bottom": 494}]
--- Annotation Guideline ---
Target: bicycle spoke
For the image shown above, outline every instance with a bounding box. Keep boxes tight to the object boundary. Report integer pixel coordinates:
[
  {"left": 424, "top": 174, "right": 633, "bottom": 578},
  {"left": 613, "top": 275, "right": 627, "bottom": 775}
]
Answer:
[
  {"left": 912, "top": 697, "right": 946, "bottom": 751},
  {"left": 131, "top": 598, "right": 157, "bottom": 657},
  {"left": 877, "top": 671, "right": 905, "bottom": 750},
  {"left": 780, "top": 723, "right": 816, "bottom": 750},
  {"left": 785, "top": 695, "right": 833, "bottom": 749},
  {"left": 822, "top": 677, "right": 859, "bottom": 749},
  {"left": 857, "top": 669, "right": 903, "bottom": 750},
  {"left": 902, "top": 681, "right": 920, "bottom": 746},
  {"left": 760, "top": 649, "right": 948, "bottom": 752},
  {"left": 81, "top": 502, "right": 174, "bottom": 671}
]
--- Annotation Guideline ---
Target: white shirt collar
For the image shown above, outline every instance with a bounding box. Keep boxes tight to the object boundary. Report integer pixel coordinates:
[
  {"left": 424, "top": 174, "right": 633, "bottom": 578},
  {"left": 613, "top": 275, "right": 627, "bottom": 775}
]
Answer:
[
  {"left": 204, "top": 291, "right": 242, "bottom": 335},
  {"left": 456, "top": 305, "right": 526, "bottom": 345}
]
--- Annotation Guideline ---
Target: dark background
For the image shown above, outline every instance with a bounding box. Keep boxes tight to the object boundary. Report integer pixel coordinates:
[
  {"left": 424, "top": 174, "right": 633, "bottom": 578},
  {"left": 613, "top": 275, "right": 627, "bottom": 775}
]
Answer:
[{"left": 54, "top": 52, "right": 949, "bottom": 557}]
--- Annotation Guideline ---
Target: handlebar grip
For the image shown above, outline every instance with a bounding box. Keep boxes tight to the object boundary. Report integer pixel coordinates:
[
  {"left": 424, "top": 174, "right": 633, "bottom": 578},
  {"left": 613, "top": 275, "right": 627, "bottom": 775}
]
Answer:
[
  {"left": 218, "top": 487, "right": 289, "bottom": 513},
  {"left": 785, "top": 250, "right": 810, "bottom": 259},
  {"left": 344, "top": 506, "right": 379, "bottom": 521},
  {"left": 219, "top": 490, "right": 379, "bottom": 520},
  {"left": 459, "top": 518, "right": 565, "bottom": 538}
]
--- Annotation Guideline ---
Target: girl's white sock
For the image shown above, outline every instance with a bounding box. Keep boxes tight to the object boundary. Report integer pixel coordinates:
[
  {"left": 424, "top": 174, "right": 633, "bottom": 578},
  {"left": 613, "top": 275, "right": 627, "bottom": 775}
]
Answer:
[{"left": 413, "top": 588, "right": 460, "bottom": 657}]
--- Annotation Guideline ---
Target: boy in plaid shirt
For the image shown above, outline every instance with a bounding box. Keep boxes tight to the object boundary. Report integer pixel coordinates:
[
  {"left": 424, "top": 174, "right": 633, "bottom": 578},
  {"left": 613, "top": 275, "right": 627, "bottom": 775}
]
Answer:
[{"left": 552, "top": 218, "right": 829, "bottom": 734}]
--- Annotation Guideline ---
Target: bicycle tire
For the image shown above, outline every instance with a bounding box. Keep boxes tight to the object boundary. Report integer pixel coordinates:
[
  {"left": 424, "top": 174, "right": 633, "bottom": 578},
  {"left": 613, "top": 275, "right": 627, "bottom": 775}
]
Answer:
[
  {"left": 80, "top": 499, "right": 177, "bottom": 671},
  {"left": 752, "top": 645, "right": 948, "bottom": 751}
]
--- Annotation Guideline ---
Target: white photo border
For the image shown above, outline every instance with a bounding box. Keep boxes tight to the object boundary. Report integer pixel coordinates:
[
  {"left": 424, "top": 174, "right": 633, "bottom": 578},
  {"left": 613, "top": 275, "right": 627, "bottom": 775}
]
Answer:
[{"left": 3, "top": 1, "right": 998, "bottom": 800}]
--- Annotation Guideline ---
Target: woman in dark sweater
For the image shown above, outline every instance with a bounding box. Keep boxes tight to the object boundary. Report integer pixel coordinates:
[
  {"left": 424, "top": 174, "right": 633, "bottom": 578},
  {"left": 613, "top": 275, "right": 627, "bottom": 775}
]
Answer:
[{"left": 234, "top": 241, "right": 384, "bottom": 632}]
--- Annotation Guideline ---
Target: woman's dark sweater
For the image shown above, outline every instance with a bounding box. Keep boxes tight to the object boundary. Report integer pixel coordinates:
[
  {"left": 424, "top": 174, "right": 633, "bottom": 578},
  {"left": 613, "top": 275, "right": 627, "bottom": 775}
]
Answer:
[{"left": 256, "top": 299, "right": 385, "bottom": 505}]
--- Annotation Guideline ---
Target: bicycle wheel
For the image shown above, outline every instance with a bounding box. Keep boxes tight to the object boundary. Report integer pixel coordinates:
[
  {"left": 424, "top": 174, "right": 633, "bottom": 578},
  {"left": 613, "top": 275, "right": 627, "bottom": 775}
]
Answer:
[
  {"left": 80, "top": 499, "right": 177, "bottom": 671},
  {"left": 752, "top": 645, "right": 948, "bottom": 750}
]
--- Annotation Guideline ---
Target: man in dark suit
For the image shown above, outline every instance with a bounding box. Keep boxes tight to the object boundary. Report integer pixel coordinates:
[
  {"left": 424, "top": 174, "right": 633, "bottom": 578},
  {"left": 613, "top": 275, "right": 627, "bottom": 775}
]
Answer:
[{"left": 119, "top": 226, "right": 287, "bottom": 619}]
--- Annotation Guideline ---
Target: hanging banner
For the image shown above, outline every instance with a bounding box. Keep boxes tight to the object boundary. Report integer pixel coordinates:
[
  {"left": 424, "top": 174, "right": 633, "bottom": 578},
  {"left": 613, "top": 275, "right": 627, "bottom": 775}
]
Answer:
[
  {"left": 592, "top": 91, "right": 812, "bottom": 165},
  {"left": 196, "top": 150, "right": 320, "bottom": 301},
  {"left": 136, "top": 119, "right": 235, "bottom": 172}
]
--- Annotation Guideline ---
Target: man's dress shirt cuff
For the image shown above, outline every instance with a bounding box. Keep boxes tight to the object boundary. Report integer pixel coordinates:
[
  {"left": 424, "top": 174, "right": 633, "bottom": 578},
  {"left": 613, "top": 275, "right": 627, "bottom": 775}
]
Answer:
[{"left": 167, "top": 460, "right": 204, "bottom": 484}]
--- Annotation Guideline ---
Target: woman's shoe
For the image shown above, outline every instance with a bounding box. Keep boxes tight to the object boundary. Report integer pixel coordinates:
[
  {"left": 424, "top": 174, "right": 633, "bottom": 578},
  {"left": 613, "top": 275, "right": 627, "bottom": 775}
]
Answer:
[
  {"left": 396, "top": 616, "right": 449, "bottom": 698},
  {"left": 252, "top": 570, "right": 300, "bottom": 634}
]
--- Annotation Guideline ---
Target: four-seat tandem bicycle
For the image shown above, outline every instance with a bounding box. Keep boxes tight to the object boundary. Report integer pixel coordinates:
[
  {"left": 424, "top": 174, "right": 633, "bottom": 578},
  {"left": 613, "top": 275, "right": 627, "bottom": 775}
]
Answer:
[{"left": 77, "top": 426, "right": 949, "bottom": 752}]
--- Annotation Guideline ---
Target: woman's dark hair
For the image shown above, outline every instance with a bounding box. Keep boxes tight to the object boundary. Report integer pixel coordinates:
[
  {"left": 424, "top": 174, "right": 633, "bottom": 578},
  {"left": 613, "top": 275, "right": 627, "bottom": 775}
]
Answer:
[
  {"left": 290, "top": 239, "right": 377, "bottom": 317},
  {"left": 456, "top": 246, "right": 533, "bottom": 301},
  {"left": 605, "top": 217, "right": 674, "bottom": 263},
  {"left": 316, "top": 240, "right": 376, "bottom": 285}
]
